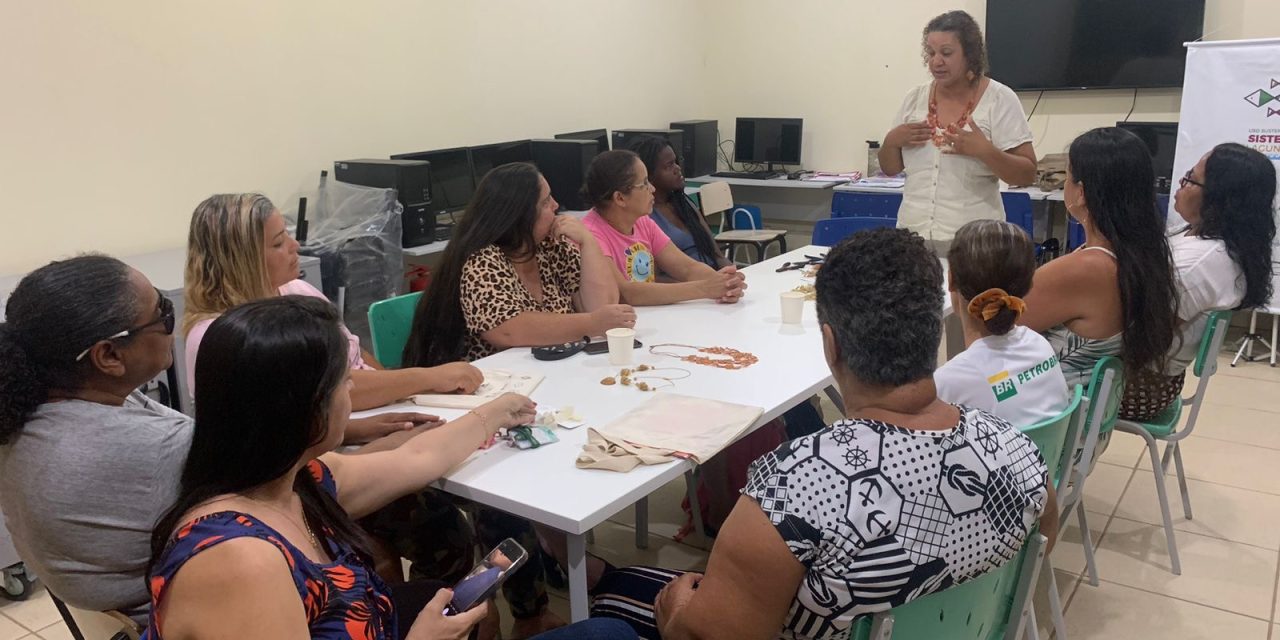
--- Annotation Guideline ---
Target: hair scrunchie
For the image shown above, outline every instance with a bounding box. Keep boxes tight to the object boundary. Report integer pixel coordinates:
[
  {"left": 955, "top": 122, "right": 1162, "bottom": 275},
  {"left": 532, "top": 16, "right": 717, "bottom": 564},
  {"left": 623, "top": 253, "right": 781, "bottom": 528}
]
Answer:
[{"left": 967, "top": 288, "right": 1027, "bottom": 321}]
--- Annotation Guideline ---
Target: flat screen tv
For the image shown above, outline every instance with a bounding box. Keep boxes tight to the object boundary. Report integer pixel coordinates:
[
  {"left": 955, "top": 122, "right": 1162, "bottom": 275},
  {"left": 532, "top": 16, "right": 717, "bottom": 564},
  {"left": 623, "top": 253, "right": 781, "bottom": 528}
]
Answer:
[{"left": 985, "top": 0, "right": 1205, "bottom": 91}]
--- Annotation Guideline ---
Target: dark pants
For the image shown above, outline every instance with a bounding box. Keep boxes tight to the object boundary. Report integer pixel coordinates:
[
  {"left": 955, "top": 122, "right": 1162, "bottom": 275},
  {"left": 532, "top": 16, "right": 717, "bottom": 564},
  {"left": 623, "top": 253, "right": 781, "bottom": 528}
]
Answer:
[
  {"left": 368, "top": 490, "right": 549, "bottom": 619},
  {"left": 390, "top": 581, "right": 638, "bottom": 640}
]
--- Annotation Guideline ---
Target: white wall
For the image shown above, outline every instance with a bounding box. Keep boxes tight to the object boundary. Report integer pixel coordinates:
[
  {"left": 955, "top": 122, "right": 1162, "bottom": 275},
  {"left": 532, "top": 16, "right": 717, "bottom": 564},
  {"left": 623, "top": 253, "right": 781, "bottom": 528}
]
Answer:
[
  {"left": 3, "top": 0, "right": 1278, "bottom": 274},
  {"left": 700, "top": 0, "right": 1279, "bottom": 171},
  {"left": 0, "top": 0, "right": 711, "bottom": 273}
]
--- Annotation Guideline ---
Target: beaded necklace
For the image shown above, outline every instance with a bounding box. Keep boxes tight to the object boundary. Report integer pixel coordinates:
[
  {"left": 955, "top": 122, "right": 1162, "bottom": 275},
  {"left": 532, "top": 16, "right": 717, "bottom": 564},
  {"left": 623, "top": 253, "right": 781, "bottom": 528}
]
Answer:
[
  {"left": 648, "top": 343, "right": 759, "bottom": 370},
  {"left": 926, "top": 81, "right": 978, "bottom": 148}
]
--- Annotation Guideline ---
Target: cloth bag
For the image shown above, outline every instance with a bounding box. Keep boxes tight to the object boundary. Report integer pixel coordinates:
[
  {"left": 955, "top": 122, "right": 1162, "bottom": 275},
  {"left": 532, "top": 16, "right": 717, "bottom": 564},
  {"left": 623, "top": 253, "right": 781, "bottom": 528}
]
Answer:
[{"left": 575, "top": 394, "right": 764, "bottom": 471}]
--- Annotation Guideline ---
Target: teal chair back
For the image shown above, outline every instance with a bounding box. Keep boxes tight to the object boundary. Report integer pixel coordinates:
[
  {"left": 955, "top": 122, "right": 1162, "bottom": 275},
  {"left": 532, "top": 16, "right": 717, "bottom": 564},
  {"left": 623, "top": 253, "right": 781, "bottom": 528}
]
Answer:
[
  {"left": 1193, "top": 310, "right": 1230, "bottom": 379},
  {"left": 1084, "top": 356, "right": 1124, "bottom": 437},
  {"left": 367, "top": 291, "right": 422, "bottom": 369},
  {"left": 1023, "top": 385, "right": 1084, "bottom": 491},
  {"left": 849, "top": 535, "right": 1046, "bottom": 640}
]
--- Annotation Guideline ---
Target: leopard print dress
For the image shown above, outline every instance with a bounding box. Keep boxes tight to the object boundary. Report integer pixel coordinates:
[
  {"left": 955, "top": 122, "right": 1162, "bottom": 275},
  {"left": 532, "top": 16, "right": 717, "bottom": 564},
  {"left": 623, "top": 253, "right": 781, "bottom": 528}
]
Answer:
[{"left": 459, "top": 238, "right": 583, "bottom": 361}]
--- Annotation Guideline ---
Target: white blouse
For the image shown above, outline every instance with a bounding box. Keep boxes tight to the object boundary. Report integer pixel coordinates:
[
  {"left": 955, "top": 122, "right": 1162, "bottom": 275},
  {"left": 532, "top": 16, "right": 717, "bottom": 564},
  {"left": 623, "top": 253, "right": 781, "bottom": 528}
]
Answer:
[{"left": 893, "top": 78, "right": 1033, "bottom": 243}]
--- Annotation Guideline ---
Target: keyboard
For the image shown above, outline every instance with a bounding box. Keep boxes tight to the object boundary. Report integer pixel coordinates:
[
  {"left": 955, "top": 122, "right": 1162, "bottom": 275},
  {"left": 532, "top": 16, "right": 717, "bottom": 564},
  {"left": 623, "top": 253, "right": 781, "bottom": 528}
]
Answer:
[{"left": 710, "top": 171, "right": 783, "bottom": 180}]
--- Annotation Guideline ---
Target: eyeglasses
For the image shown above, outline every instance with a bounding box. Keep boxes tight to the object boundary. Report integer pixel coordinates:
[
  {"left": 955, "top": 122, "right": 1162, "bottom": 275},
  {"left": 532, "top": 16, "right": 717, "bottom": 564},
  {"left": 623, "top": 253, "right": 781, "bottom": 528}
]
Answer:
[
  {"left": 1179, "top": 170, "right": 1204, "bottom": 189},
  {"left": 625, "top": 179, "right": 652, "bottom": 193},
  {"left": 74, "top": 289, "right": 176, "bottom": 362}
]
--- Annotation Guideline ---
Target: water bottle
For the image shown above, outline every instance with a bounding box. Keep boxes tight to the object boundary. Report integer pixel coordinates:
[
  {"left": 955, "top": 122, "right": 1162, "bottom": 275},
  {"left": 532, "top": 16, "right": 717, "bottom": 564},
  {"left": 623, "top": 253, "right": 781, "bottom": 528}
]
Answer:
[{"left": 866, "top": 141, "right": 882, "bottom": 177}]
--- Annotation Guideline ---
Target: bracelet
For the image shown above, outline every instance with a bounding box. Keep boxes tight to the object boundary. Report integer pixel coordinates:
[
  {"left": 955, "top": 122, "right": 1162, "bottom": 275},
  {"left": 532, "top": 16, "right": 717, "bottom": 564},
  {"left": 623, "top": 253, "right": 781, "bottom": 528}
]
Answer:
[{"left": 467, "top": 409, "right": 491, "bottom": 435}]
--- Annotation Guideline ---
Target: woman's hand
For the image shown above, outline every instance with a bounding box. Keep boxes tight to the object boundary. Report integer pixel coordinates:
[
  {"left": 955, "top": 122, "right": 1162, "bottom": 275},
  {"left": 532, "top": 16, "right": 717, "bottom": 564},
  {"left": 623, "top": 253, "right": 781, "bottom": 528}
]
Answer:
[
  {"left": 941, "top": 120, "right": 996, "bottom": 159},
  {"left": 701, "top": 266, "right": 747, "bottom": 303},
  {"left": 424, "top": 362, "right": 484, "bottom": 394},
  {"left": 885, "top": 121, "right": 932, "bottom": 149},
  {"left": 589, "top": 303, "right": 637, "bottom": 335},
  {"left": 344, "top": 413, "right": 443, "bottom": 445},
  {"left": 552, "top": 215, "right": 594, "bottom": 246},
  {"left": 655, "top": 572, "right": 703, "bottom": 638},
  {"left": 475, "top": 392, "right": 538, "bottom": 435},
  {"left": 405, "top": 589, "right": 488, "bottom": 640}
]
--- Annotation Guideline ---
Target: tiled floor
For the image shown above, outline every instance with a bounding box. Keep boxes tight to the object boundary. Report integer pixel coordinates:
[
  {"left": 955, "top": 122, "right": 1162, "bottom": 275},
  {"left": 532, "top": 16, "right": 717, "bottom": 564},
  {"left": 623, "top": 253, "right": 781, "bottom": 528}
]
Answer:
[{"left": 7, "top": 345, "right": 1280, "bottom": 638}]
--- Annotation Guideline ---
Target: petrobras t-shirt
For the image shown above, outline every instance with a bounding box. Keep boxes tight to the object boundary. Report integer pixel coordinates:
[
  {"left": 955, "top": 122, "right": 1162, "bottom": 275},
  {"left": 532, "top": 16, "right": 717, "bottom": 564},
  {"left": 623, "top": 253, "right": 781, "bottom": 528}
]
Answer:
[
  {"left": 583, "top": 209, "right": 672, "bottom": 283},
  {"left": 935, "top": 325, "right": 1071, "bottom": 428}
]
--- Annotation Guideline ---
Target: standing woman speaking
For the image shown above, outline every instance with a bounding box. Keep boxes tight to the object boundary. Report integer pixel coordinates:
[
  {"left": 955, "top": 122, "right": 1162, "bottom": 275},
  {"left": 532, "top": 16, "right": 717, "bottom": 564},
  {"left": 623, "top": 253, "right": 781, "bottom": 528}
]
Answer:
[{"left": 879, "top": 10, "right": 1037, "bottom": 254}]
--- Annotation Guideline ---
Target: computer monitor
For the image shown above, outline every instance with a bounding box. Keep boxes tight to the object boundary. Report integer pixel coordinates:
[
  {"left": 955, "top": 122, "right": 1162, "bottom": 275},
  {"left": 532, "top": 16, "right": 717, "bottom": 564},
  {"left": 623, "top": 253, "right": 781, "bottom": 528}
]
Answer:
[
  {"left": 468, "top": 140, "right": 534, "bottom": 185},
  {"left": 733, "top": 118, "right": 803, "bottom": 168},
  {"left": 554, "top": 129, "right": 609, "bottom": 155},
  {"left": 1116, "top": 121, "right": 1179, "bottom": 194},
  {"left": 390, "top": 147, "right": 475, "bottom": 213}
]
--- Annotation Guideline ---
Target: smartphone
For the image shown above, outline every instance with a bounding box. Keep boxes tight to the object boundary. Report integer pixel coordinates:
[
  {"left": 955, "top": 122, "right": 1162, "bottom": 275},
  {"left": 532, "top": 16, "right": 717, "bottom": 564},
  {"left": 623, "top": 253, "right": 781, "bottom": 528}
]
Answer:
[
  {"left": 583, "top": 338, "right": 643, "bottom": 355},
  {"left": 446, "top": 538, "right": 529, "bottom": 614}
]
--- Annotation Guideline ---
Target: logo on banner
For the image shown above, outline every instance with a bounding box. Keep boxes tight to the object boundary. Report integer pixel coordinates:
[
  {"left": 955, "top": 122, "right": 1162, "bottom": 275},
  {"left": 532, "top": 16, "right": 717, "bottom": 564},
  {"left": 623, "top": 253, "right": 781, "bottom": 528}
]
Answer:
[{"left": 1243, "top": 79, "right": 1280, "bottom": 117}]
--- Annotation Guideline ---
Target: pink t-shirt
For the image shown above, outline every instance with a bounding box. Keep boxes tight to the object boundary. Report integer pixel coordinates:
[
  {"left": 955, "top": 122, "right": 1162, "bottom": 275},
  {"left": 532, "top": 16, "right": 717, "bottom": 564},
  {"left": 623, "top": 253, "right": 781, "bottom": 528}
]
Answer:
[
  {"left": 582, "top": 209, "right": 672, "bottom": 283},
  {"left": 184, "top": 279, "right": 370, "bottom": 397}
]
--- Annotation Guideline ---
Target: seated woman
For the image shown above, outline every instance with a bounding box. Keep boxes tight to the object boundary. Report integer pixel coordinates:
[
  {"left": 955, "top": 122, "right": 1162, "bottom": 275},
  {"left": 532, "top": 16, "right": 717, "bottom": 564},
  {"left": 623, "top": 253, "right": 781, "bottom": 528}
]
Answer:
[
  {"left": 593, "top": 228, "right": 1057, "bottom": 640},
  {"left": 402, "top": 162, "right": 630, "bottom": 634},
  {"left": 144, "top": 296, "right": 635, "bottom": 640},
  {"left": 0, "top": 255, "right": 191, "bottom": 622},
  {"left": 627, "top": 135, "right": 731, "bottom": 274},
  {"left": 581, "top": 150, "right": 747, "bottom": 306},
  {"left": 1121, "top": 142, "right": 1276, "bottom": 420},
  {"left": 183, "top": 193, "right": 478, "bottom": 445},
  {"left": 403, "top": 161, "right": 631, "bottom": 365},
  {"left": 1020, "top": 128, "right": 1179, "bottom": 411},
  {"left": 936, "top": 219, "right": 1071, "bottom": 426}
]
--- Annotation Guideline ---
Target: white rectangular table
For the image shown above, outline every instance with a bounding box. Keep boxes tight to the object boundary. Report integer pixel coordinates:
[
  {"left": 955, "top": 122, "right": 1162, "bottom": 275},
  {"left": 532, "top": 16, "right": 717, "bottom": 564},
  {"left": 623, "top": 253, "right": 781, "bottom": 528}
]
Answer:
[
  {"left": 353, "top": 245, "right": 951, "bottom": 620},
  {"left": 834, "top": 181, "right": 1065, "bottom": 202}
]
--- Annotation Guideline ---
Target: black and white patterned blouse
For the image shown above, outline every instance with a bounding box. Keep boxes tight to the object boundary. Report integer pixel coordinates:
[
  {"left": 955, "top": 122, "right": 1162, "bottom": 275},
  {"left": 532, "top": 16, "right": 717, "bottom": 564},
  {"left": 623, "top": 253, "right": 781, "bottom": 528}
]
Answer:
[{"left": 743, "top": 406, "right": 1048, "bottom": 640}]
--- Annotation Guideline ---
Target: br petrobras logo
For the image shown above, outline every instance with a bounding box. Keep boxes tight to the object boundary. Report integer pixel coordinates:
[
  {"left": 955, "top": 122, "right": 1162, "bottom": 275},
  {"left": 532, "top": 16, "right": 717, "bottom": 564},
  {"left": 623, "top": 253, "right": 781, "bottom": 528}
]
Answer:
[{"left": 1244, "top": 79, "right": 1280, "bottom": 117}]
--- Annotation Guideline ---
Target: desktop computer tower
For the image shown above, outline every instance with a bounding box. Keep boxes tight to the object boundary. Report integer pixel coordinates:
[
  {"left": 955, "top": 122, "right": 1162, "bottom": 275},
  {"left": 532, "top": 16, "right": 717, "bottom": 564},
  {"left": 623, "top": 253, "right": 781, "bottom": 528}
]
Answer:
[
  {"left": 333, "top": 159, "right": 435, "bottom": 247},
  {"left": 530, "top": 139, "right": 597, "bottom": 211},
  {"left": 611, "top": 129, "right": 685, "bottom": 160},
  {"left": 670, "top": 120, "right": 718, "bottom": 178}
]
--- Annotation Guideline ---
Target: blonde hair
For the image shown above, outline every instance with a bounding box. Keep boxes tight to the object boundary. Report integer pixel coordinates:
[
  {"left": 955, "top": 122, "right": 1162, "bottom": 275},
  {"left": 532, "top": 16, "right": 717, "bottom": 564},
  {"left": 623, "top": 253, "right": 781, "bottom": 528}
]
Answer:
[{"left": 183, "top": 193, "right": 278, "bottom": 335}]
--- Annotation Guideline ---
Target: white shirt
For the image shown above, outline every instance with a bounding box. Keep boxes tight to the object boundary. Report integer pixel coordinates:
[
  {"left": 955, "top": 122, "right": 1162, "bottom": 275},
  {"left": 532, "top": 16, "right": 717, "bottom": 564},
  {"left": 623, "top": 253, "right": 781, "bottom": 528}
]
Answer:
[
  {"left": 894, "top": 79, "right": 1033, "bottom": 243},
  {"left": 935, "top": 325, "right": 1071, "bottom": 427},
  {"left": 1165, "top": 229, "right": 1245, "bottom": 374}
]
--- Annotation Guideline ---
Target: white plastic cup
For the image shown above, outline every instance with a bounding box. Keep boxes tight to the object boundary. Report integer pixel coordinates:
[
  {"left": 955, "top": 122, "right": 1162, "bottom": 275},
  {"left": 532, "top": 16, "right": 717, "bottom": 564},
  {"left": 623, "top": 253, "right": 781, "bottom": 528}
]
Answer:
[
  {"left": 606, "top": 327, "right": 636, "bottom": 365},
  {"left": 780, "top": 291, "right": 806, "bottom": 325}
]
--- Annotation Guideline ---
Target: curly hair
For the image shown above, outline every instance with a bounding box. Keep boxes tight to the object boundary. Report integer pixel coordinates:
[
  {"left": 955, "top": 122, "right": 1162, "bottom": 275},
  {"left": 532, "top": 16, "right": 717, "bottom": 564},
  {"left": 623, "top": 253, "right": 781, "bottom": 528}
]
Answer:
[
  {"left": 922, "top": 10, "right": 987, "bottom": 80},
  {"left": 1196, "top": 142, "right": 1277, "bottom": 309},
  {"left": 816, "top": 228, "right": 944, "bottom": 386},
  {"left": 183, "top": 193, "right": 278, "bottom": 335},
  {"left": 0, "top": 255, "right": 139, "bottom": 442}
]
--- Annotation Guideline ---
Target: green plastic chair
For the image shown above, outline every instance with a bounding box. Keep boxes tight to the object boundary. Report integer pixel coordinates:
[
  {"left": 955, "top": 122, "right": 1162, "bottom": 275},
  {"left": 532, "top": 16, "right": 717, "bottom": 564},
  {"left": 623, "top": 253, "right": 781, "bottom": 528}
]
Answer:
[
  {"left": 1113, "top": 309, "right": 1232, "bottom": 578},
  {"left": 848, "top": 534, "right": 1048, "bottom": 640},
  {"left": 1022, "top": 386, "right": 1085, "bottom": 640},
  {"left": 366, "top": 291, "right": 422, "bottom": 369},
  {"left": 845, "top": 394, "right": 1080, "bottom": 640},
  {"left": 1057, "top": 356, "right": 1124, "bottom": 589}
]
